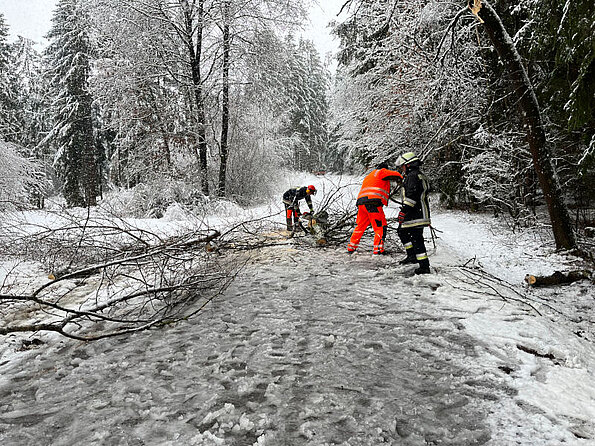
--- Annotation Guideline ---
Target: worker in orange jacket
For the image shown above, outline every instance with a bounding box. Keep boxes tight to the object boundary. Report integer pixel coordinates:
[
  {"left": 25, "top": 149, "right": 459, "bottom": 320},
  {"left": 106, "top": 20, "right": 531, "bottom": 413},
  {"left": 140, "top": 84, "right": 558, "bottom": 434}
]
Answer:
[{"left": 348, "top": 162, "right": 403, "bottom": 255}]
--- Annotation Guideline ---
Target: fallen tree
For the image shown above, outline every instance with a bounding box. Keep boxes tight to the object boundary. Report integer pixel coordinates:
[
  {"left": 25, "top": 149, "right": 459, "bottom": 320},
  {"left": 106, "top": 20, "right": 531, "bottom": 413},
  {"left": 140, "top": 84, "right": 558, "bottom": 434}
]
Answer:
[
  {"left": 524, "top": 270, "right": 592, "bottom": 287},
  {"left": 0, "top": 209, "right": 240, "bottom": 340}
]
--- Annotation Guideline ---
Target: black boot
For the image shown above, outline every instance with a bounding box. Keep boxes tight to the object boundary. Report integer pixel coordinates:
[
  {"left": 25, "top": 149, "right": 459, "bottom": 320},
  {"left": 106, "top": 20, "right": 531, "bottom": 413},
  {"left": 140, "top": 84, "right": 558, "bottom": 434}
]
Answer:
[
  {"left": 399, "top": 250, "right": 417, "bottom": 265},
  {"left": 414, "top": 258, "right": 431, "bottom": 275},
  {"left": 286, "top": 218, "right": 293, "bottom": 231}
]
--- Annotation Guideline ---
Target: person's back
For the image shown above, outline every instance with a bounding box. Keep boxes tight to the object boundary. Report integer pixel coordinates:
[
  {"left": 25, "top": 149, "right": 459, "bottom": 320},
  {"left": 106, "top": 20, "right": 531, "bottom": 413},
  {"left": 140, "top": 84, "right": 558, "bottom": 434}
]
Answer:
[
  {"left": 356, "top": 167, "right": 401, "bottom": 206},
  {"left": 283, "top": 186, "right": 303, "bottom": 202},
  {"left": 395, "top": 152, "right": 431, "bottom": 274},
  {"left": 348, "top": 163, "right": 402, "bottom": 255}
]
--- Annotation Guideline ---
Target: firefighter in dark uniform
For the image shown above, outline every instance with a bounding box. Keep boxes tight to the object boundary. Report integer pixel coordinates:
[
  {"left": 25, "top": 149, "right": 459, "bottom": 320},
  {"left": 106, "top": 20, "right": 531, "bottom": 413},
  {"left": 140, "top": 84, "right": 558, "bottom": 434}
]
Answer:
[
  {"left": 396, "top": 152, "right": 432, "bottom": 274},
  {"left": 282, "top": 185, "right": 316, "bottom": 231},
  {"left": 348, "top": 162, "right": 403, "bottom": 255}
]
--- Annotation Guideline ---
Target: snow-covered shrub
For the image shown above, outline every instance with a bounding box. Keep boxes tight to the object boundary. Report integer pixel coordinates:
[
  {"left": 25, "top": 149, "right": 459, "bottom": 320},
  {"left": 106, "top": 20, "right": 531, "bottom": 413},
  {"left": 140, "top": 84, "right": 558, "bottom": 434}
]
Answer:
[
  {"left": 203, "top": 199, "right": 244, "bottom": 218},
  {"left": 100, "top": 177, "right": 207, "bottom": 218},
  {"left": 462, "top": 151, "right": 515, "bottom": 210},
  {"left": 225, "top": 126, "right": 283, "bottom": 206},
  {"left": 430, "top": 158, "right": 465, "bottom": 209},
  {"left": 461, "top": 127, "right": 537, "bottom": 226},
  {"left": 0, "top": 140, "right": 47, "bottom": 210},
  {"left": 161, "top": 202, "right": 194, "bottom": 221}
]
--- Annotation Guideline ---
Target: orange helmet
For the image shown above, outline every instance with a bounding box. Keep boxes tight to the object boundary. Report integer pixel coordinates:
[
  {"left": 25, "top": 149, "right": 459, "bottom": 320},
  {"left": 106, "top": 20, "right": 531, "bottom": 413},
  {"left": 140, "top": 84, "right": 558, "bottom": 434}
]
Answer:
[{"left": 307, "top": 185, "right": 316, "bottom": 195}]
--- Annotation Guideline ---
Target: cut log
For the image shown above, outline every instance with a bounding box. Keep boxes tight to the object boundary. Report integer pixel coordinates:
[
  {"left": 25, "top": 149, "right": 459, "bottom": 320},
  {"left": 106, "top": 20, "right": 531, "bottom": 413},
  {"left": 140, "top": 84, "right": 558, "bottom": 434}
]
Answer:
[
  {"left": 524, "top": 270, "right": 592, "bottom": 287},
  {"left": 302, "top": 211, "right": 329, "bottom": 246}
]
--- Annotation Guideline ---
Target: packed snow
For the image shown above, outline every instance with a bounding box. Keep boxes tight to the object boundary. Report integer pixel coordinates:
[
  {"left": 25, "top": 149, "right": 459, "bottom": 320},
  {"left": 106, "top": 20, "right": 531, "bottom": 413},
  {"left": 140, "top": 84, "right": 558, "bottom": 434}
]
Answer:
[{"left": 1, "top": 173, "right": 594, "bottom": 445}]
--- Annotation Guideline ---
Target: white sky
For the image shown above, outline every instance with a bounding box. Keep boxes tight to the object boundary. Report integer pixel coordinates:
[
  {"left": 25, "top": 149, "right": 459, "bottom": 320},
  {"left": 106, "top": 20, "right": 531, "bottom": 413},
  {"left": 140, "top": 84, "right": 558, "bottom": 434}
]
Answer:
[
  {"left": 303, "top": 0, "right": 345, "bottom": 69},
  {"left": 0, "top": 0, "right": 343, "bottom": 67},
  {"left": 0, "top": 0, "right": 55, "bottom": 46}
]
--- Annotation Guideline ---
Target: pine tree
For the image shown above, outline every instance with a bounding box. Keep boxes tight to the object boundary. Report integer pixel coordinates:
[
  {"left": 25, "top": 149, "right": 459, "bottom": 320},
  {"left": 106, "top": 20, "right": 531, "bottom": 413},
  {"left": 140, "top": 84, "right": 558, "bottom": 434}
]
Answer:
[
  {"left": 302, "top": 40, "right": 330, "bottom": 171},
  {"left": 45, "top": 0, "right": 98, "bottom": 207},
  {"left": 0, "top": 13, "right": 19, "bottom": 141},
  {"left": 12, "top": 36, "right": 49, "bottom": 151},
  {"left": 281, "top": 38, "right": 329, "bottom": 171}
]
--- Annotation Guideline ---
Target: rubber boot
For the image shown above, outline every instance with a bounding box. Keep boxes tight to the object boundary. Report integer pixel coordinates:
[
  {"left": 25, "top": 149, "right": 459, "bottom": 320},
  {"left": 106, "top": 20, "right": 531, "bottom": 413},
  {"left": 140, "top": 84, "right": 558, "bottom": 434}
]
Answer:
[
  {"left": 399, "top": 249, "right": 417, "bottom": 265},
  {"left": 414, "top": 258, "right": 431, "bottom": 275},
  {"left": 286, "top": 218, "right": 293, "bottom": 231}
]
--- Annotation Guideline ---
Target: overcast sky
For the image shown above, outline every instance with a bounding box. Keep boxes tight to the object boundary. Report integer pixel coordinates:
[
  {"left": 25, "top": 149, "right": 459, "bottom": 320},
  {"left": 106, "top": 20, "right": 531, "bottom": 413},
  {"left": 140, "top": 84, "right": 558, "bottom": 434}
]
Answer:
[
  {"left": 304, "top": 0, "right": 345, "bottom": 68},
  {"left": 0, "top": 0, "right": 55, "bottom": 46},
  {"left": 0, "top": 0, "right": 343, "bottom": 67}
]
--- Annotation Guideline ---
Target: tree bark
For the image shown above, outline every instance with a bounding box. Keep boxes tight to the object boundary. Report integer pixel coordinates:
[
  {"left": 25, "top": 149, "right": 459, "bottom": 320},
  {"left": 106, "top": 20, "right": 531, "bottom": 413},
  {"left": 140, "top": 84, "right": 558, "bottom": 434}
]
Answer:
[
  {"left": 525, "top": 270, "right": 591, "bottom": 287},
  {"left": 81, "top": 92, "right": 98, "bottom": 207},
  {"left": 477, "top": 1, "right": 576, "bottom": 249},
  {"left": 218, "top": 0, "right": 230, "bottom": 197},
  {"left": 182, "top": 0, "right": 209, "bottom": 196}
]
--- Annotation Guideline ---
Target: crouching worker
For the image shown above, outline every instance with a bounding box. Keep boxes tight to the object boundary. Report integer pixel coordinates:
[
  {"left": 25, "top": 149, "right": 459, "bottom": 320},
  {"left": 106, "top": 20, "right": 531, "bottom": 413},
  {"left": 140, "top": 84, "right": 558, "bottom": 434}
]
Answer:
[
  {"left": 348, "top": 162, "right": 403, "bottom": 255},
  {"left": 282, "top": 185, "right": 316, "bottom": 232},
  {"left": 396, "top": 152, "right": 432, "bottom": 274}
]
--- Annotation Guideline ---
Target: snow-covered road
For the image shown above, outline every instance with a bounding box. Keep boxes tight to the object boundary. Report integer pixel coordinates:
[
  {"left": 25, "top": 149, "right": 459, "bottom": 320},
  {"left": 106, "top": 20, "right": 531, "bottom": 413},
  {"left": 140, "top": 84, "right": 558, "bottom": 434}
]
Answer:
[{"left": 2, "top": 230, "right": 593, "bottom": 445}]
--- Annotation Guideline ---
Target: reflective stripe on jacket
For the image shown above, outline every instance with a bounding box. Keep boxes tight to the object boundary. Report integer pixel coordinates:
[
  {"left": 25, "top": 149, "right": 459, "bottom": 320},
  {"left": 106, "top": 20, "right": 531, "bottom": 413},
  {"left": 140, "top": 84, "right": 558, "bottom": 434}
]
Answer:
[
  {"left": 400, "top": 166, "right": 431, "bottom": 228},
  {"left": 356, "top": 168, "right": 403, "bottom": 206}
]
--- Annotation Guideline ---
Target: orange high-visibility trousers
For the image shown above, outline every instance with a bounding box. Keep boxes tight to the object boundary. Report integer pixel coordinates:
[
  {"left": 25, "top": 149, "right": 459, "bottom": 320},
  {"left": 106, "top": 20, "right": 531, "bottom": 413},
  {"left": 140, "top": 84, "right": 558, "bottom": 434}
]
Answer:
[{"left": 348, "top": 204, "right": 387, "bottom": 254}]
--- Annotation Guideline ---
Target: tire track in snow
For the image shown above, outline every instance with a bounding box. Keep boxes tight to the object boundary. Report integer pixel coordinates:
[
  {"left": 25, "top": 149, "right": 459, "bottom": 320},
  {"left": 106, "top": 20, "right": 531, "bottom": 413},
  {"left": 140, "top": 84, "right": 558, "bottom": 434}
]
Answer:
[
  {"left": 196, "top": 246, "right": 498, "bottom": 445},
  {"left": 0, "top": 243, "right": 573, "bottom": 445}
]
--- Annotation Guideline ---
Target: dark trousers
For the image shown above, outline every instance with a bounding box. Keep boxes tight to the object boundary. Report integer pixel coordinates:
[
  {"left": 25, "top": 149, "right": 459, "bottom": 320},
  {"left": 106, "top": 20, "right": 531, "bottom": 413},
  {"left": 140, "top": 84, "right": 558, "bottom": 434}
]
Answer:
[
  {"left": 397, "top": 226, "right": 429, "bottom": 265},
  {"left": 284, "top": 204, "right": 300, "bottom": 229}
]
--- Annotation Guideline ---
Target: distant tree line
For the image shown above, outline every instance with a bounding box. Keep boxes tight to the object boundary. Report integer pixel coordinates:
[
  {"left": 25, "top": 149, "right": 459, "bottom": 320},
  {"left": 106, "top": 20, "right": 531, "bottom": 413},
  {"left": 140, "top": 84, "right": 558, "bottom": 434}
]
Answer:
[
  {"left": 0, "top": 0, "right": 330, "bottom": 211},
  {"left": 330, "top": 0, "right": 593, "bottom": 250}
]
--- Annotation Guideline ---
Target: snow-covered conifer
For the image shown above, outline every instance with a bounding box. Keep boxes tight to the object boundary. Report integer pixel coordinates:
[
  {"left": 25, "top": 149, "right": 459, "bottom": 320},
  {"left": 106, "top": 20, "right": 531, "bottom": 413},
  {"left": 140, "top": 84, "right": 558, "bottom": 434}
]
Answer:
[
  {"left": 0, "top": 14, "right": 19, "bottom": 142},
  {"left": 11, "top": 36, "right": 50, "bottom": 152},
  {"left": 280, "top": 38, "right": 329, "bottom": 172},
  {"left": 45, "top": 0, "right": 98, "bottom": 207}
]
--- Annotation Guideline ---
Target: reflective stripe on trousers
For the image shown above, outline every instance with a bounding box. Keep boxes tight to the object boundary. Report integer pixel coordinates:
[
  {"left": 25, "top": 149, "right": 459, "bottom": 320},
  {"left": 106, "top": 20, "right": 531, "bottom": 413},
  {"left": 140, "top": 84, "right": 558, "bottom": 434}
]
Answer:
[
  {"left": 348, "top": 204, "right": 387, "bottom": 254},
  {"left": 397, "top": 226, "right": 428, "bottom": 263}
]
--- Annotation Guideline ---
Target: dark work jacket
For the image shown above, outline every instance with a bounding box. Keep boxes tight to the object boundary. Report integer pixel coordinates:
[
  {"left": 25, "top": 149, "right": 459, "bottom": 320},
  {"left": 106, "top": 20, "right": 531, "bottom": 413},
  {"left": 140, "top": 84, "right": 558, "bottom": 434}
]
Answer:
[
  {"left": 400, "top": 165, "right": 431, "bottom": 228},
  {"left": 282, "top": 186, "right": 313, "bottom": 211}
]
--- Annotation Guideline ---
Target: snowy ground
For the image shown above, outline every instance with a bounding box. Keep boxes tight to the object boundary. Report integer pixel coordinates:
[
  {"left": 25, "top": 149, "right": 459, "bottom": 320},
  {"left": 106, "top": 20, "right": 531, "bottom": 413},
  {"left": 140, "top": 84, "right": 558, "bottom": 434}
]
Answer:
[{"left": 1, "top": 173, "right": 594, "bottom": 445}]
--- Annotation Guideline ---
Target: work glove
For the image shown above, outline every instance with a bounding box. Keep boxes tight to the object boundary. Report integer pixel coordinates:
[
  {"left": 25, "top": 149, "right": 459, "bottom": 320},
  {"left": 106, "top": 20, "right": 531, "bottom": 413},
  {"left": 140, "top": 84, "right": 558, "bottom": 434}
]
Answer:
[{"left": 397, "top": 210, "right": 406, "bottom": 223}]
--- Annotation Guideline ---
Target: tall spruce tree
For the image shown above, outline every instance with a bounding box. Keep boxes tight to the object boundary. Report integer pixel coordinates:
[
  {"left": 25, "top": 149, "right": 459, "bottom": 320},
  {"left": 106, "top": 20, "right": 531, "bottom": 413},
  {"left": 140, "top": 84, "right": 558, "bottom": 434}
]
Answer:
[
  {"left": 45, "top": 0, "right": 98, "bottom": 207},
  {"left": 0, "top": 13, "right": 11, "bottom": 137},
  {"left": 0, "top": 13, "right": 19, "bottom": 141},
  {"left": 12, "top": 36, "right": 49, "bottom": 152},
  {"left": 282, "top": 38, "right": 329, "bottom": 171}
]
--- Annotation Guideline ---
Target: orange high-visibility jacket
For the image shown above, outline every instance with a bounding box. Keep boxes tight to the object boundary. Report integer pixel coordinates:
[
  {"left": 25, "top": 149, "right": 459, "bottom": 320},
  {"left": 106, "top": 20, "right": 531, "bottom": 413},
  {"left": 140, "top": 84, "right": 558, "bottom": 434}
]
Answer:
[{"left": 357, "top": 168, "right": 403, "bottom": 206}]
